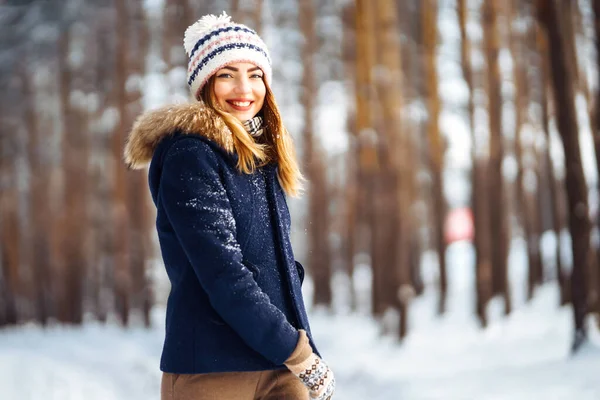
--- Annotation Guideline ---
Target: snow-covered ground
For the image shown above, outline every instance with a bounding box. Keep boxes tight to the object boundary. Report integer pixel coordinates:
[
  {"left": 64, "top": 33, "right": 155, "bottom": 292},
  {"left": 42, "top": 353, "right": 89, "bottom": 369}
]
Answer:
[
  {"left": 1, "top": 241, "right": 599, "bottom": 400},
  {"left": 314, "top": 286, "right": 600, "bottom": 400}
]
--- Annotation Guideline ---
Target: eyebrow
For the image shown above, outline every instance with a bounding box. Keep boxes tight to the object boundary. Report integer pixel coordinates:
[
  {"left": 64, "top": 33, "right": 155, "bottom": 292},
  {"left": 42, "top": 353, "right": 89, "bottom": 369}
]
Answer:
[{"left": 222, "top": 66, "right": 262, "bottom": 73}]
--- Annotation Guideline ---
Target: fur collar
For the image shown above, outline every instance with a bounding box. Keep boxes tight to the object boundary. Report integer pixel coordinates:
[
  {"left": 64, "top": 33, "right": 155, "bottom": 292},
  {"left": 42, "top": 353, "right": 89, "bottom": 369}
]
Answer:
[{"left": 124, "top": 102, "right": 234, "bottom": 169}]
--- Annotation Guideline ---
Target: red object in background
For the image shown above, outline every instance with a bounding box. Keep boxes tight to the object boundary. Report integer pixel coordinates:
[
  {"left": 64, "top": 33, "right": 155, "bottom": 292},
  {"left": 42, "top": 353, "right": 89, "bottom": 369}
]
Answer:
[{"left": 444, "top": 207, "right": 474, "bottom": 244}]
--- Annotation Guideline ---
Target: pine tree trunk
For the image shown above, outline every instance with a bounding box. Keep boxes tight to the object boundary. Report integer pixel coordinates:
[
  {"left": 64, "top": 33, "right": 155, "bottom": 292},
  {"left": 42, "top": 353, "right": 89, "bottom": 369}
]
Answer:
[
  {"left": 89, "top": 16, "right": 114, "bottom": 323},
  {"left": 163, "top": 0, "right": 192, "bottom": 70},
  {"left": 509, "top": 0, "right": 542, "bottom": 301},
  {"left": 400, "top": 0, "right": 424, "bottom": 298},
  {"left": 559, "top": 0, "right": 580, "bottom": 91},
  {"left": 58, "top": 27, "right": 88, "bottom": 324},
  {"left": 114, "top": 0, "right": 132, "bottom": 326},
  {"left": 563, "top": 0, "right": 599, "bottom": 312},
  {"left": 526, "top": 16, "right": 546, "bottom": 292},
  {"left": 510, "top": 0, "right": 528, "bottom": 295},
  {"left": 341, "top": 3, "right": 358, "bottom": 311},
  {"left": 299, "top": 0, "right": 332, "bottom": 307},
  {"left": 0, "top": 115, "right": 20, "bottom": 326},
  {"left": 21, "top": 54, "right": 52, "bottom": 325},
  {"left": 231, "top": 0, "right": 241, "bottom": 21},
  {"left": 458, "top": 0, "right": 492, "bottom": 327},
  {"left": 163, "top": 0, "right": 192, "bottom": 98},
  {"left": 355, "top": 0, "right": 381, "bottom": 316},
  {"left": 231, "top": 0, "right": 262, "bottom": 33},
  {"left": 252, "top": 0, "right": 263, "bottom": 35},
  {"left": 128, "top": 0, "right": 153, "bottom": 326},
  {"left": 537, "top": 0, "right": 591, "bottom": 353},
  {"left": 483, "top": 0, "right": 511, "bottom": 315},
  {"left": 372, "top": 0, "right": 413, "bottom": 335},
  {"left": 536, "top": 23, "right": 569, "bottom": 305},
  {"left": 422, "top": 0, "right": 447, "bottom": 315},
  {"left": 591, "top": 0, "right": 600, "bottom": 320},
  {"left": 572, "top": 0, "right": 592, "bottom": 103}
]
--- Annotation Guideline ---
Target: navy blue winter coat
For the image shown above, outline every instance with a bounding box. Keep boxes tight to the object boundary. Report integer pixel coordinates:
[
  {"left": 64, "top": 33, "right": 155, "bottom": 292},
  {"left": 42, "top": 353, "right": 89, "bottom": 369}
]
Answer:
[{"left": 124, "top": 103, "right": 317, "bottom": 374}]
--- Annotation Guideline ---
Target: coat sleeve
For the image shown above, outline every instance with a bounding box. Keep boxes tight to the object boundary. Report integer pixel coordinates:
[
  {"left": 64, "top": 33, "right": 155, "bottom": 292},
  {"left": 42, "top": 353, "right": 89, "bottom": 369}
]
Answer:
[{"left": 159, "top": 137, "right": 299, "bottom": 365}]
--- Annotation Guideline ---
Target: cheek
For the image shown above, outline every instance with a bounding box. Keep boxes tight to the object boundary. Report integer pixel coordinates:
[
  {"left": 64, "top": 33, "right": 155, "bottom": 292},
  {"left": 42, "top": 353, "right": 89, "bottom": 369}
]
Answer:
[
  {"left": 254, "top": 84, "right": 266, "bottom": 106},
  {"left": 213, "top": 83, "right": 229, "bottom": 106}
]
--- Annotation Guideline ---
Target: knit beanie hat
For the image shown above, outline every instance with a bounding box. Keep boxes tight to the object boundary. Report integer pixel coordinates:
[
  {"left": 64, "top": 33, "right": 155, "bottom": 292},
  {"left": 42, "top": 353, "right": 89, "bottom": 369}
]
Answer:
[{"left": 184, "top": 11, "right": 272, "bottom": 100}]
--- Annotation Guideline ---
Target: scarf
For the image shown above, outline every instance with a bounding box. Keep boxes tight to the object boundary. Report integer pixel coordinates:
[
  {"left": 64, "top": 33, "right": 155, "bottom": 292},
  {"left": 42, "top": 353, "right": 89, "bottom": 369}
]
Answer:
[{"left": 243, "top": 115, "right": 264, "bottom": 138}]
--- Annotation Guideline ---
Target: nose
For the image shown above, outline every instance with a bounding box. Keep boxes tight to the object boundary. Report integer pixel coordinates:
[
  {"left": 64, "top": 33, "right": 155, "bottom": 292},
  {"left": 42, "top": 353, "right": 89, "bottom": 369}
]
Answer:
[{"left": 233, "top": 76, "right": 251, "bottom": 94}]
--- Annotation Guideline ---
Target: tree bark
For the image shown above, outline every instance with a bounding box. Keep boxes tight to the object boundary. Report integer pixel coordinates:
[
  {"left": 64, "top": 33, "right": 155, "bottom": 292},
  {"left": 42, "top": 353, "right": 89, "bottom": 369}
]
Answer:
[
  {"left": 299, "top": 0, "right": 333, "bottom": 307},
  {"left": 21, "top": 53, "right": 52, "bottom": 325},
  {"left": 163, "top": 0, "right": 192, "bottom": 71},
  {"left": 114, "top": 0, "right": 132, "bottom": 326},
  {"left": 537, "top": 0, "right": 591, "bottom": 353},
  {"left": 355, "top": 0, "right": 381, "bottom": 316},
  {"left": 231, "top": 0, "right": 241, "bottom": 22},
  {"left": 58, "top": 26, "right": 88, "bottom": 324},
  {"left": 373, "top": 0, "right": 413, "bottom": 337},
  {"left": 591, "top": 0, "right": 600, "bottom": 319},
  {"left": 252, "top": 0, "right": 263, "bottom": 35},
  {"left": 421, "top": 0, "right": 447, "bottom": 315},
  {"left": 509, "top": 0, "right": 543, "bottom": 301},
  {"left": 231, "top": 0, "right": 262, "bottom": 34},
  {"left": 398, "top": 0, "right": 424, "bottom": 298},
  {"left": 128, "top": 0, "right": 153, "bottom": 326},
  {"left": 565, "top": 0, "right": 599, "bottom": 313},
  {"left": 89, "top": 12, "right": 114, "bottom": 323},
  {"left": 536, "top": 22, "right": 569, "bottom": 306},
  {"left": 458, "top": 0, "right": 492, "bottom": 327},
  {"left": 483, "top": 0, "right": 511, "bottom": 315},
  {"left": 341, "top": 2, "right": 358, "bottom": 311},
  {"left": 163, "top": 0, "right": 192, "bottom": 100},
  {"left": 0, "top": 114, "right": 20, "bottom": 326},
  {"left": 572, "top": 0, "right": 592, "bottom": 103}
]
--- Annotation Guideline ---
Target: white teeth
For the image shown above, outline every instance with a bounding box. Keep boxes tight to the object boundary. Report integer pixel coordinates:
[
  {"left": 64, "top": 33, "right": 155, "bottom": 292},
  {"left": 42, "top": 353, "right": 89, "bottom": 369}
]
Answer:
[{"left": 231, "top": 101, "right": 251, "bottom": 107}]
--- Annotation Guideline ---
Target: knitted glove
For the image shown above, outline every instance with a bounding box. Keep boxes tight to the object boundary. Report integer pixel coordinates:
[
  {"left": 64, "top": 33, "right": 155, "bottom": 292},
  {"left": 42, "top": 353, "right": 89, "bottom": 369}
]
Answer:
[{"left": 285, "top": 330, "right": 335, "bottom": 400}]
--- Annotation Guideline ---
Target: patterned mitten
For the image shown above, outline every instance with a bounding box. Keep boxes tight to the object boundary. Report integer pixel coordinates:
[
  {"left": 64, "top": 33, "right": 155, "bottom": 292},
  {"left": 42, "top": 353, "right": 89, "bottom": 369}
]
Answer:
[{"left": 285, "top": 330, "right": 335, "bottom": 400}]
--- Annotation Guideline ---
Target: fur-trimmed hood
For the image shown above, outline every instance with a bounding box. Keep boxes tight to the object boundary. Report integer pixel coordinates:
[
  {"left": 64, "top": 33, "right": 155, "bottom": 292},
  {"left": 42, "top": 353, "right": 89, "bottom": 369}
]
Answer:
[{"left": 124, "top": 102, "right": 234, "bottom": 169}]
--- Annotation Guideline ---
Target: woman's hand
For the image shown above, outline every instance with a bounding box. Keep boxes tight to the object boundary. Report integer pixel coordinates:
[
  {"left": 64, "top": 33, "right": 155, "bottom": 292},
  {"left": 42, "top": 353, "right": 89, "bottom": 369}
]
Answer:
[
  {"left": 285, "top": 330, "right": 335, "bottom": 399},
  {"left": 288, "top": 353, "right": 335, "bottom": 399}
]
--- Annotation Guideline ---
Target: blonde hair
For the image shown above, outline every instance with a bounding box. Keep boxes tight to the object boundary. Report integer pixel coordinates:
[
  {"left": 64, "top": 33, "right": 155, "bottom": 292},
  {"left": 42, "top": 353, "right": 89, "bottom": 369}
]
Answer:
[{"left": 200, "top": 76, "right": 304, "bottom": 197}]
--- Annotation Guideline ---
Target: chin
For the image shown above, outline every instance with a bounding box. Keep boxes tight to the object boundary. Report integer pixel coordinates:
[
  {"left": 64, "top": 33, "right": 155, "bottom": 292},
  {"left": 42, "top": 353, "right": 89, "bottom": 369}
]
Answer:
[{"left": 231, "top": 110, "right": 257, "bottom": 121}]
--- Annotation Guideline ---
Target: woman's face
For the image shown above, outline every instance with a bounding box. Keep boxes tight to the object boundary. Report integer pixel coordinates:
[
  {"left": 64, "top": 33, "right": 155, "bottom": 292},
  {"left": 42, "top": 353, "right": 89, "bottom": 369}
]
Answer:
[{"left": 213, "top": 62, "right": 266, "bottom": 122}]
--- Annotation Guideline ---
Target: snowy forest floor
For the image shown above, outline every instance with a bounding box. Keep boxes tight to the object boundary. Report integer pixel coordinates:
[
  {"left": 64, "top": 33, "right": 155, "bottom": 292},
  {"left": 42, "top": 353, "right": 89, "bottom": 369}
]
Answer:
[{"left": 1, "top": 242, "right": 600, "bottom": 400}]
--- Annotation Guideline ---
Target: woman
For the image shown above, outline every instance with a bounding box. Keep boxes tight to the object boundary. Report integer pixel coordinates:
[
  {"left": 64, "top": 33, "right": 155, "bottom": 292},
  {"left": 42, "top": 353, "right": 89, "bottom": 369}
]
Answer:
[{"left": 124, "top": 12, "right": 335, "bottom": 400}]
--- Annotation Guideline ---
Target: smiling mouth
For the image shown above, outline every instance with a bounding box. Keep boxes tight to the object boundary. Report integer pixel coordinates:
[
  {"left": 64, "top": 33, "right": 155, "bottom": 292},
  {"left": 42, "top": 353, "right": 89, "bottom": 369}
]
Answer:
[{"left": 226, "top": 100, "right": 254, "bottom": 110}]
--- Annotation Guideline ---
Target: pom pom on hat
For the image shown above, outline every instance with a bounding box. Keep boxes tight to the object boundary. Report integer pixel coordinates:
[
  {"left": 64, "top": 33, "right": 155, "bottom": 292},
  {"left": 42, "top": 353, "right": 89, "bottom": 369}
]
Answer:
[
  {"left": 183, "top": 12, "right": 232, "bottom": 56},
  {"left": 184, "top": 11, "right": 272, "bottom": 100}
]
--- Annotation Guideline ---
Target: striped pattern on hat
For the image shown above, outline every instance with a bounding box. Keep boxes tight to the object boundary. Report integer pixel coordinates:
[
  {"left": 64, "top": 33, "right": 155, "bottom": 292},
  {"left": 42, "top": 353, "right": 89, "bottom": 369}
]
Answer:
[{"left": 183, "top": 12, "right": 272, "bottom": 100}]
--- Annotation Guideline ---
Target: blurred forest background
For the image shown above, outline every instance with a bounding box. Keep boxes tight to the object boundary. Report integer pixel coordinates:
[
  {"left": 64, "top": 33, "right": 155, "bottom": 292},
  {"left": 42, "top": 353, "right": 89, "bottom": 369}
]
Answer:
[{"left": 1, "top": 0, "right": 600, "bottom": 355}]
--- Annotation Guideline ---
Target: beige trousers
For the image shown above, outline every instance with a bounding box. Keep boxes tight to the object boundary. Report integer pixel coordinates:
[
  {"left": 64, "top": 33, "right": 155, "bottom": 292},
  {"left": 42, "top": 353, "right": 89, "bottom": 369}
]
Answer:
[{"left": 161, "top": 370, "right": 310, "bottom": 400}]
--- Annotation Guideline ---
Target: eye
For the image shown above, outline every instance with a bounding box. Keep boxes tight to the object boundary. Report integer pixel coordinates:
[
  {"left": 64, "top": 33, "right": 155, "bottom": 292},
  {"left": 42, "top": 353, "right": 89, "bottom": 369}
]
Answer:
[
  {"left": 250, "top": 73, "right": 264, "bottom": 79},
  {"left": 216, "top": 73, "right": 233, "bottom": 78}
]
